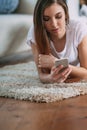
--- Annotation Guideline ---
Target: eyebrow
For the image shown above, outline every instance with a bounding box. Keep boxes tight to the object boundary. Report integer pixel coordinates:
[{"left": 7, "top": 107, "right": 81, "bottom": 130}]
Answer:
[{"left": 43, "top": 12, "right": 62, "bottom": 17}]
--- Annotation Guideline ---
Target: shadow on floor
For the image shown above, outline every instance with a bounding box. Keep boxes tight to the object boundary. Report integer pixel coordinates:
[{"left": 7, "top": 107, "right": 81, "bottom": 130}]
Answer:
[{"left": 0, "top": 50, "right": 34, "bottom": 67}]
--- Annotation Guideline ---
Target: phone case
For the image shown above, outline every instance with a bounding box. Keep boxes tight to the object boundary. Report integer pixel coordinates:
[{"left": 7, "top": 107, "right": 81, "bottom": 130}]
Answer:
[{"left": 55, "top": 58, "right": 68, "bottom": 68}]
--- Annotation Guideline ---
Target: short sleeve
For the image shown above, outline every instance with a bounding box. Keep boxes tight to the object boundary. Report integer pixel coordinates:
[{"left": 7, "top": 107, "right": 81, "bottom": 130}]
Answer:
[
  {"left": 76, "top": 20, "right": 87, "bottom": 45},
  {"left": 26, "top": 24, "right": 36, "bottom": 46}
]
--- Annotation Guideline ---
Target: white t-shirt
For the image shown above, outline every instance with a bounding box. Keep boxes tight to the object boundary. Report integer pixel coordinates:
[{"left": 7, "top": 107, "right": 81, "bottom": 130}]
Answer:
[{"left": 27, "top": 20, "right": 87, "bottom": 66}]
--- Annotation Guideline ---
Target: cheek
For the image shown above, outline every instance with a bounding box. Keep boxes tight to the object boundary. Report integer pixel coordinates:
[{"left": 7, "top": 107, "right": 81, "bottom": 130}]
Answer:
[
  {"left": 59, "top": 18, "right": 66, "bottom": 28},
  {"left": 63, "top": 16, "right": 66, "bottom": 25},
  {"left": 44, "top": 23, "right": 50, "bottom": 31}
]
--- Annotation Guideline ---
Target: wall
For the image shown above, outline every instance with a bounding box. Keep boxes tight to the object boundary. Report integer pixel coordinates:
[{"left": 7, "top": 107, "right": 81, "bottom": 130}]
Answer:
[{"left": 67, "top": 0, "right": 79, "bottom": 19}]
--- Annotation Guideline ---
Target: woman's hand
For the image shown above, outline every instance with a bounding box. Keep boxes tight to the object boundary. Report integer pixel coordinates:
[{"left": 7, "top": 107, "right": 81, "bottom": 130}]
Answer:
[
  {"left": 38, "top": 54, "right": 58, "bottom": 68},
  {"left": 49, "top": 65, "right": 72, "bottom": 83},
  {"left": 38, "top": 53, "right": 72, "bottom": 83}
]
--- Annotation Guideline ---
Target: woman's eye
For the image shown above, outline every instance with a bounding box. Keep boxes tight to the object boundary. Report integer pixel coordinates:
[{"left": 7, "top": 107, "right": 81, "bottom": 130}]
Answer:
[
  {"left": 43, "top": 17, "right": 50, "bottom": 21},
  {"left": 56, "top": 15, "right": 62, "bottom": 19}
]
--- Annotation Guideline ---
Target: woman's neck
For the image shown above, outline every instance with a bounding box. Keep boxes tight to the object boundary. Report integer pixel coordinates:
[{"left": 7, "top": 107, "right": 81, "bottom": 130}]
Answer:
[{"left": 50, "top": 34, "right": 66, "bottom": 52}]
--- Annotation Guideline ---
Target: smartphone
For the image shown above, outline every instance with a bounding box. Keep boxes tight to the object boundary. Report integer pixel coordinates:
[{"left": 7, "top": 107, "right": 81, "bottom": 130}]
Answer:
[{"left": 55, "top": 58, "right": 68, "bottom": 68}]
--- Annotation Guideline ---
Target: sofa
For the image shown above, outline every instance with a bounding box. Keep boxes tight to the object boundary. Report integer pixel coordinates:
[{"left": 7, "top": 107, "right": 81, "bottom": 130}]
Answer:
[{"left": 0, "top": 0, "right": 36, "bottom": 58}]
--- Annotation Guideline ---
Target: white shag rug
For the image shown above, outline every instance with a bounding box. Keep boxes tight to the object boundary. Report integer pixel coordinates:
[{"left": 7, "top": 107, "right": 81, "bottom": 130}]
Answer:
[{"left": 0, "top": 61, "right": 87, "bottom": 103}]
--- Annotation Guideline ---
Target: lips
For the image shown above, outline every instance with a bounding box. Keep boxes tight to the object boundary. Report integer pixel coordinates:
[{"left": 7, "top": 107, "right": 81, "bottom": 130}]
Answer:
[{"left": 52, "top": 28, "right": 59, "bottom": 33}]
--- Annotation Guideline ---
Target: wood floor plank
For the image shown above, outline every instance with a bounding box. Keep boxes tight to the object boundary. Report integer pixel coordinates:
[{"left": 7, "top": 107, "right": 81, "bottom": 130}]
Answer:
[
  {"left": 0, "top": 98, "right": 7, "bottom": 108},
  {"left": 0, "top": 95, "right": 87, "bottom": 130}
]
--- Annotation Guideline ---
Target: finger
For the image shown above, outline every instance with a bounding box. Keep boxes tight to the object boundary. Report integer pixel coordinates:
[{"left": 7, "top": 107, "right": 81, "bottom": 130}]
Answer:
[
  {"left": 51, "top": 65, "right": 64, "bottom": 79},
  {"left": 53, "top": 76, "right": 65, "bottom": 83},
  {"left": 54, "top": 65, "right": 64, "bottom": 74},
  {"left": 59, "top": 68, "right": 72, "bottom": 82},
  {"left": 38, "top": 64, "right": 41, "bottom": 68},
  {"left": 39, "top": 54, "right": 41, "bottom": 58},
  {"left": 53, "top": 68, "right": 71, "bottom": 82},
  {"left": 62, "top": 67, "right": 72, "bottom": 77},
  {"left": 38, "top": 57, "right": 41, "bottom": 65},
  {"left": 59, "top": 78, "right": 66, "bottom": 83}
]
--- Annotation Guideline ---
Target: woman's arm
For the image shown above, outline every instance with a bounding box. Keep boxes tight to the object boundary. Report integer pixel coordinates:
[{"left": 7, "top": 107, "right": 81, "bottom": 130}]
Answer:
[
  {"left": 69, "top": 35, "right": 87, "bottom": 80},
  {"left": 31, "top": 43, "right": 53, "bottom": 83},
  {"left": 38, "top": 54, "right": 57, "bottom": 68},
  {"left": 31, "top": 43, "right": 72, "bottom": 83},
  {"left": 31, "top": 43, "right": 52, "bottom": 82}
]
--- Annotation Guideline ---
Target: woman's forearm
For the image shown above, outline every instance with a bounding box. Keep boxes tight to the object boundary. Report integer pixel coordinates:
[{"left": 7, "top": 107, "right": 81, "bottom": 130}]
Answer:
[{"left": 70, "top": 65, "right": 87, "bottom": 80}]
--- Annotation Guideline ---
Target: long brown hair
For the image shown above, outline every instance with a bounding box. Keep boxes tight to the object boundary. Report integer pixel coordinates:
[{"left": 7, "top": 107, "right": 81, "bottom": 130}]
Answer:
[
  {"left": 34, "top": 0, "right": 69, "bottom": 54},
  {"left": 80, "top": 0, "right": 87, "bottom": 5}
]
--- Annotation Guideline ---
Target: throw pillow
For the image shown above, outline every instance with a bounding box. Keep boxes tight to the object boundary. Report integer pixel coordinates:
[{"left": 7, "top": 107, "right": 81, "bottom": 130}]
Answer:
[{"left": 0, "top": 0, "right": 19, "bottom": 14}]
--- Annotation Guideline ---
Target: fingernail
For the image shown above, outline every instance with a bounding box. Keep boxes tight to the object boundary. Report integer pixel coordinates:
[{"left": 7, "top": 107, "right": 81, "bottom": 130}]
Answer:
[{"left": 38, "top": 65, "right": 41, "bottom": 68}]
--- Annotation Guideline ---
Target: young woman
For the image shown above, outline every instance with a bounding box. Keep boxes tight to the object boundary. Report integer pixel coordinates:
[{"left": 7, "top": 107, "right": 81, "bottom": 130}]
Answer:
[{"left": 27, "top": 0, "right": 87, "bottom": 83}]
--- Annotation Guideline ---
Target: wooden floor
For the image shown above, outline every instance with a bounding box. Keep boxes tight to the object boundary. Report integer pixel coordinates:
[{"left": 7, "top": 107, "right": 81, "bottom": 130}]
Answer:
[
  {"left": 0, "top": 95, "right": 87, "bottom": 130},
  {"left": 0, "top": 52, "right": 87, "bottom": 130}
]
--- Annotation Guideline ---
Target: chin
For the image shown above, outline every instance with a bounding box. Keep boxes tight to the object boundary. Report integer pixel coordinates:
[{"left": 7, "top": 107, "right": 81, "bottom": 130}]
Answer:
[
  {"left": 57, "top": 32, "right": 65, "bottom": 39},
  {"left": 58, "top": 35, "right": 63, "bottom": 39},
  {"left": 54, "top": 33, "right": 63, "bottom": 39}
]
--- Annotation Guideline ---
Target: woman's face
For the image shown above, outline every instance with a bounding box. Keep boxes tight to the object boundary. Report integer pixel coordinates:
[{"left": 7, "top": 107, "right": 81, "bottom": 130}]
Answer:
[{"left": 43, "top": 3, "right": 66, "bottom": 39}]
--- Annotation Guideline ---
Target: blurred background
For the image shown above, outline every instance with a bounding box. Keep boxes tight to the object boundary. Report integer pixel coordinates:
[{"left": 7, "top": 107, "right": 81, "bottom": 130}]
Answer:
[
  {"left": 0, "top": 0, "right": 87, "bottom": 64},
  {"left": 67, "top": 0, "right": 87, "bottom": 18}
]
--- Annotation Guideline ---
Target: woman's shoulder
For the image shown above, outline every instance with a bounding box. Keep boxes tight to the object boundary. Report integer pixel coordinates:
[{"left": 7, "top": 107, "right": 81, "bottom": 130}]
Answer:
[
  {"left": 68, "top": 19, "right": 87, "bottom": 46},
  {"left": 67, "top": 19, "right": 87, "bottom": 31},
  {"left": 75, "top": 18, "right": 87, "bottom": 26},
  {"left": 26, "top": 24, "right": 35, "bottom": 46}
]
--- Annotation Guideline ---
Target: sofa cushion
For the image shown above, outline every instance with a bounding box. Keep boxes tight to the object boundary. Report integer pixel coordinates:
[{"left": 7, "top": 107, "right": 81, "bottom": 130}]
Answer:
[
  {"left": 0, "top": 15, "right": 33, "bottom": 57},
  {"left": 0, "top": 0, "right": 19, "bottom": 14},
  {"left": 15, "top": 0, "right": 36, "bottom": 14}
]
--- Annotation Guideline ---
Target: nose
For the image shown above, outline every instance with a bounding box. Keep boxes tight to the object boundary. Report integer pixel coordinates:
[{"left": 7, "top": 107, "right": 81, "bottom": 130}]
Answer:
[{"left": 51, "top": 18, "right": 57, "bottom": 27}]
